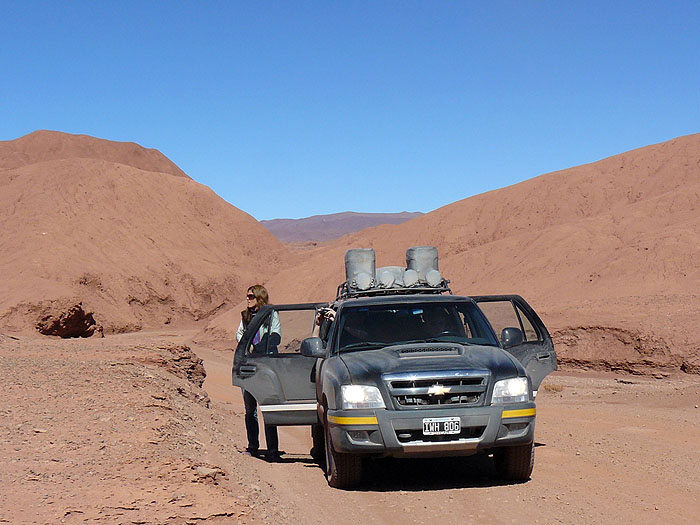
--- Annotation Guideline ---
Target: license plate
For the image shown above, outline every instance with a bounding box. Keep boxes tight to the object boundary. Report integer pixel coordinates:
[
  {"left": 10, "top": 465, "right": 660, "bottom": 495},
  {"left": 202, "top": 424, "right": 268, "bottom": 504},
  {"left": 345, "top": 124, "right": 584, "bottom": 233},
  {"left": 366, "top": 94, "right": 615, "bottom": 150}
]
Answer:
[{"left": 422, "top": 417, "right": 461, "bottom": 435}]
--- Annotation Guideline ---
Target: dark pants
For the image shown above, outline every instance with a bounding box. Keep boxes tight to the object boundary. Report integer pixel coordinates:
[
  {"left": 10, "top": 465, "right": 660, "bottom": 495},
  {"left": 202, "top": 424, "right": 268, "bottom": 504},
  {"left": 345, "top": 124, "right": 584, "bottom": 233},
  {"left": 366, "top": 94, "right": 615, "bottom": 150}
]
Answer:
[{"left": 243, "top": 389, "right": 278, "bottom": 453}]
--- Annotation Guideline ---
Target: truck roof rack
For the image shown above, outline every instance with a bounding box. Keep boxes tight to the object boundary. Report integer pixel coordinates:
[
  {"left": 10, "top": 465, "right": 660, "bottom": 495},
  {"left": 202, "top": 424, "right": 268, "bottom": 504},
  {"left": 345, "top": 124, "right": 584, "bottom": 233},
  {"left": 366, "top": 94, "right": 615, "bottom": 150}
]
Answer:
[{"left": 336, "top": 280, "right": 453, "bottom": 301}]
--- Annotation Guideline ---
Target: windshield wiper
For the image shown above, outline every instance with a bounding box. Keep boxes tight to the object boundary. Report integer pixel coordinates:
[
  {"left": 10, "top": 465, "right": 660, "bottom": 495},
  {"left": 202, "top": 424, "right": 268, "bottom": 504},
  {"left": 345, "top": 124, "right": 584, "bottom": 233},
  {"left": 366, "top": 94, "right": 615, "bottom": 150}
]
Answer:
[
  {"left": 339, "top": 341, "right": 386, "bottom": 352},
  {"left": 394, "top": 338, "right": 439, "bottom": 345},
  {"left": 402, "top": 335, "right": 472, "bottom": 345},
  {"left": 391, "top": 338, "right": 476, "bottom": 345}
]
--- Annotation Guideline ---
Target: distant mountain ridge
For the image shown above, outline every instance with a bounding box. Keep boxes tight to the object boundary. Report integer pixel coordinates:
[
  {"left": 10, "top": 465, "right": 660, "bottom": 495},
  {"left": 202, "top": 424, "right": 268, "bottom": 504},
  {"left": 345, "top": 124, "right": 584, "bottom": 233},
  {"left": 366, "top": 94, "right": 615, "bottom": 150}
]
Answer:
[{"left": 261, "top": 211, "right": 424, "bottom": 243}]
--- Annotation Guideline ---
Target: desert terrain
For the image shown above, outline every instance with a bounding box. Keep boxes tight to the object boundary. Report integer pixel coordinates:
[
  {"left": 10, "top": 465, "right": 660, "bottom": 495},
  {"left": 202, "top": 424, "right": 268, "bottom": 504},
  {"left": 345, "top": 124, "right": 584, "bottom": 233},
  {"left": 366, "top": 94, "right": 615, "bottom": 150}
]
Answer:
[
  {"left": 2, "top": 130, "right": 699, "bottom": 523},
  {"left": 2, "top": 331, "right": 699, "bottom": 524}
]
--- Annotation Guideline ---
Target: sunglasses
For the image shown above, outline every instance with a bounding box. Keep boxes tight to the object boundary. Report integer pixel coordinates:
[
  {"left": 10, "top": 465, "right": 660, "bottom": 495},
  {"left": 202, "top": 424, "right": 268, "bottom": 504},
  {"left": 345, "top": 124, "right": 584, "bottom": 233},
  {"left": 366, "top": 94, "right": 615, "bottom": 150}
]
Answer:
[{"left": 246, "top": 294, "right": 256, "bottom": 300}]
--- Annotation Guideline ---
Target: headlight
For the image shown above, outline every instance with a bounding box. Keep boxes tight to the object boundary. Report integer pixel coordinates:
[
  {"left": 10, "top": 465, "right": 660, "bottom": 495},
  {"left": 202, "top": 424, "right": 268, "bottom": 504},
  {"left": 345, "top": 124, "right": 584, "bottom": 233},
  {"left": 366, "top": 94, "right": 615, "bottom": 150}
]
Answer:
[
  {"left": 340, "top": 385, "right": 385, "bottom": 410},
  {"left": 491, "top": 377, "right": 529, "bottom": 404}
]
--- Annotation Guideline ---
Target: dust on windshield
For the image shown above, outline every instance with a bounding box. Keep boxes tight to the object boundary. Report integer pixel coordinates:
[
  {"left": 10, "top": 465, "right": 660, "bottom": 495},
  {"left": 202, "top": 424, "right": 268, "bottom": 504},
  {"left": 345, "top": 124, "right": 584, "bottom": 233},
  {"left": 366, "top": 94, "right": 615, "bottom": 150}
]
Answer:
[{"left": 336, "top": 302, "right": 499, "bottom": 352}]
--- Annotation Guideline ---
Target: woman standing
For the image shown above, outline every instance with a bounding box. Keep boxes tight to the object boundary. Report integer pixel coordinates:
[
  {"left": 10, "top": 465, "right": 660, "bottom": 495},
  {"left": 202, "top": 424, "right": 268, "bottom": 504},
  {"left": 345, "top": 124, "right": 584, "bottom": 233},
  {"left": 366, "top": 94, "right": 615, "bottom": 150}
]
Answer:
[{"left": 236, "top": 284, "right": 282, "bottom": 461}]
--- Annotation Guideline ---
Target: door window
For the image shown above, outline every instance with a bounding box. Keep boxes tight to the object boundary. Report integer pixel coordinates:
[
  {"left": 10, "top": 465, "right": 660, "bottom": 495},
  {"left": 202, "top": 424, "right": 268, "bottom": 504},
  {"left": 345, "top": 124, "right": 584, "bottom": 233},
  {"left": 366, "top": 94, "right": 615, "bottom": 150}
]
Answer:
[
  {"left": 477, "top": 300, "right": 541, "bottom": 344},
  {"left": 473, "top": 296, "right": 556, "bottom": 391},
  {"left": 517, "top": 305, "right": 538, "bottom": 341},
  {"left": 245, "top": 308, "right": 319, "bottom": 356}
]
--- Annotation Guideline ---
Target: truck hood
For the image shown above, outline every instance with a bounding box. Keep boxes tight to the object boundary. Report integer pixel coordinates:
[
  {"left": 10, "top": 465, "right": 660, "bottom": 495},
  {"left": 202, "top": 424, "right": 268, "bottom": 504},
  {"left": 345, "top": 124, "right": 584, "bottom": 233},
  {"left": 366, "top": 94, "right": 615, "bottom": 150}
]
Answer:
[{"left": 339, "top": 342, "right": 520, "bottom": 385}]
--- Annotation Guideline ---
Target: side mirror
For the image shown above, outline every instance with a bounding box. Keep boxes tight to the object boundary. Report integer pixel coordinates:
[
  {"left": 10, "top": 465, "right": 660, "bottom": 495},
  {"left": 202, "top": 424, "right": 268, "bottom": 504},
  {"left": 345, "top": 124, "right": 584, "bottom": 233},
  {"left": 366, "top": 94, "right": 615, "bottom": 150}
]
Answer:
[
  {"left": 301, "top": 337, "right": 326, "bottom": 358},
  {"left": 501, "top": 327, "right": 523, "bottom": 348}
]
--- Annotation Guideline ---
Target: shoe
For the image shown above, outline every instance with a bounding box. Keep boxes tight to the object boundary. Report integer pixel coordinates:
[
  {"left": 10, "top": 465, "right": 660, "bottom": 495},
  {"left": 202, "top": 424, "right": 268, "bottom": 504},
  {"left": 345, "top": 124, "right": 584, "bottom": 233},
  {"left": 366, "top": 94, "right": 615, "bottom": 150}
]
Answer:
[
  {"left": 266, "top": 451, "right": 282, "bottom": 463},
  {"left": 244, "top": 448, "right": 261, "bottom": 458}
]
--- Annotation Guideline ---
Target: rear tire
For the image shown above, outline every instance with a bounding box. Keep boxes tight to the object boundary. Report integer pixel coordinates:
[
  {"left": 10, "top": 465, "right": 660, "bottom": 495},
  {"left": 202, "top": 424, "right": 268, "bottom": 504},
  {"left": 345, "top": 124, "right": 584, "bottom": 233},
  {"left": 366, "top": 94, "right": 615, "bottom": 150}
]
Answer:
[
  {"left": 493, "top": 442, "right": 534, "bottom": 481},
  {"left": 324, "top": 416, "right": 362, "bottom": 488}
]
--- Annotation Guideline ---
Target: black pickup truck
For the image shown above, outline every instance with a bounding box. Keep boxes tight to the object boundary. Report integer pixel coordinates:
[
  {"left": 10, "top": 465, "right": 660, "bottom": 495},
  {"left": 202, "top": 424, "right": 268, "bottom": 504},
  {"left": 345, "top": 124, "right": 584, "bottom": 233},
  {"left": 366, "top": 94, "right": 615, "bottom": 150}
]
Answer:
[{"left": 233, "top": 248, "right": 557, "bottom": 488}]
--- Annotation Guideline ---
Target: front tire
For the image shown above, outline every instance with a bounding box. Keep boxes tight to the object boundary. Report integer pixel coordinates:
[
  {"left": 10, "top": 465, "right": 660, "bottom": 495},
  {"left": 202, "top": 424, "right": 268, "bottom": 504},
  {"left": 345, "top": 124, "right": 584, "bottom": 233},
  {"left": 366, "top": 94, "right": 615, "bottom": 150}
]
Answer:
[
  {"left": 493, "top": 442, "right": 535, "bottom": 481},
  {"left": 324, "top": 417, "right": 362, "bottom": 488},
  {"left": 310, "top": 423, "right": 325, "bottom": 462}
]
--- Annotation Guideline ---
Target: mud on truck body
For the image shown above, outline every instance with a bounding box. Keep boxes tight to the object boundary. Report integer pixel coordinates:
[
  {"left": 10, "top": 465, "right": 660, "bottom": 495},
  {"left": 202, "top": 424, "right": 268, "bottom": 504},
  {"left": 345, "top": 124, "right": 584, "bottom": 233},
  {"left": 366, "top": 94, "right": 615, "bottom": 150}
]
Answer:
[{"left": 233, "top": 247, "right": 557, "bottom": 488}]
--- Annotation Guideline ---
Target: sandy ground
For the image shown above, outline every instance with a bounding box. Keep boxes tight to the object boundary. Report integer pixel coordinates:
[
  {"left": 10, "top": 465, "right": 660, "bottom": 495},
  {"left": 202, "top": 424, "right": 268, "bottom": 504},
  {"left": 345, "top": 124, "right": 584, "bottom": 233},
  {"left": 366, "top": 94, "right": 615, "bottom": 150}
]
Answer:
[{"left": 2, "top": 331, "right": 699, "bottom": 524}]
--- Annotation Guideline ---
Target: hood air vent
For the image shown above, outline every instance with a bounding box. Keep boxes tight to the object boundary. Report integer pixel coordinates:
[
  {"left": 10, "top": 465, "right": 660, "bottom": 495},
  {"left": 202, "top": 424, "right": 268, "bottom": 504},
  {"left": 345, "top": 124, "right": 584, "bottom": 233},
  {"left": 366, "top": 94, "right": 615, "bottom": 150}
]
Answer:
[{"left": 397, "top": 345, "right": 461, "bottom": 358}]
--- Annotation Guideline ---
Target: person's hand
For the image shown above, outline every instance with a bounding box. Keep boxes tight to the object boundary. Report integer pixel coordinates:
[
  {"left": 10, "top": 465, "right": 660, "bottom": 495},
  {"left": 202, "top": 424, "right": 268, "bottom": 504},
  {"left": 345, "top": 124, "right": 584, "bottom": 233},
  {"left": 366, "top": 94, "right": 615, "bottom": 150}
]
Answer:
[{"left": 317, "top": 308, "right": 336, "bottom": 325}]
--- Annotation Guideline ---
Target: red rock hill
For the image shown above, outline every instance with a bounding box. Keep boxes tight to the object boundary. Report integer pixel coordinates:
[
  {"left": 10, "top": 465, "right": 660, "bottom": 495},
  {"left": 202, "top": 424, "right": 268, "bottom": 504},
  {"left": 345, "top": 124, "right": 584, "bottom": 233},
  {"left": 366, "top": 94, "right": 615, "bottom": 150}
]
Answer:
[
  {"left": 0, "top": 131, "right": 287, "bottom": 334},
  {"left": 201, "top": 134, "right": 700, "bottom": 375}
]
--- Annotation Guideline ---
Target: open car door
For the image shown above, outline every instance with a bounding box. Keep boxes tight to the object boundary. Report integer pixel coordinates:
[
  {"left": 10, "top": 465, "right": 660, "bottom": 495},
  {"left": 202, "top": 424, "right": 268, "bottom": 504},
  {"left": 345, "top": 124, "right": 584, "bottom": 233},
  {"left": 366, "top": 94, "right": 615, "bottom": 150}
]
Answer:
[
  {"left": 472, "top": 295, "right": 557, "bottom": 394},
  {"left": 233, "top": 303, "right": 327, "bottom": 425}
]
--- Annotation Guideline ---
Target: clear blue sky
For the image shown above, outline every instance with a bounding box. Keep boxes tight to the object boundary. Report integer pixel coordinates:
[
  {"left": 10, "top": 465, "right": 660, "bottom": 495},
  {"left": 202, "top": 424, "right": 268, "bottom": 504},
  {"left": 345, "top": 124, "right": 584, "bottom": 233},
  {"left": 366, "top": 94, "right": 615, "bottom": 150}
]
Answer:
[{"left": 2, "top": 2, "right": 699, "bottom": 220}]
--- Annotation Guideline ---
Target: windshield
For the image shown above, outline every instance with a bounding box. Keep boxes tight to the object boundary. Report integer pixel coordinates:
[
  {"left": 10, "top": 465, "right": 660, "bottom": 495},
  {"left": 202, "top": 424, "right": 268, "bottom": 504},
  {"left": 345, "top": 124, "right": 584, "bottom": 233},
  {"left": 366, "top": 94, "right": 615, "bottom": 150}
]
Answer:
[{"left": 335, "top": 301, "right": 499, "bottom": 353}]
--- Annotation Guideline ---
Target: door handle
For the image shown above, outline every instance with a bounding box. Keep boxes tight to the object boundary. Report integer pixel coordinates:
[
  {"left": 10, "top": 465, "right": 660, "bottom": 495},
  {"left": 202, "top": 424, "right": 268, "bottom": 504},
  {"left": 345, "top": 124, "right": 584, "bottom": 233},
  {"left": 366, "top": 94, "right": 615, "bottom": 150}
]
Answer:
[
  {"left": 239, "top": 364, "right": 257, "bottom": 377},
  {"left": 536, "top": 352, "right": 550, "bottom": 361}
]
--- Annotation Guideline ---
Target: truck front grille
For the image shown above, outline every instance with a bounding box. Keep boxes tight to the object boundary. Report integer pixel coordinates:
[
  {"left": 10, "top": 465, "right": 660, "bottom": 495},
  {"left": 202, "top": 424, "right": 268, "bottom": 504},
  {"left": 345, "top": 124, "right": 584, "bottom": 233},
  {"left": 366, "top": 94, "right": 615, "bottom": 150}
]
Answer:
[
  {"left": 383, "top": 369, "right": 490, "bottom": 410},
  {"left": 395, "top": 391, "right": 481, "bottom": 407}
]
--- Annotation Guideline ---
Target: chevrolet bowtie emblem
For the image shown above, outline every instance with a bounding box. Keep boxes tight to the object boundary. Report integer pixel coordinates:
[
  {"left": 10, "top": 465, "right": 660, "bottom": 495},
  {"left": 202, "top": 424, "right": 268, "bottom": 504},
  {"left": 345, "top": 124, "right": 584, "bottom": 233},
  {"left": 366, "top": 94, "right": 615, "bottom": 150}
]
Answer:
[{"left": 427, "top": 385, "right": 449, "bottom": 396}]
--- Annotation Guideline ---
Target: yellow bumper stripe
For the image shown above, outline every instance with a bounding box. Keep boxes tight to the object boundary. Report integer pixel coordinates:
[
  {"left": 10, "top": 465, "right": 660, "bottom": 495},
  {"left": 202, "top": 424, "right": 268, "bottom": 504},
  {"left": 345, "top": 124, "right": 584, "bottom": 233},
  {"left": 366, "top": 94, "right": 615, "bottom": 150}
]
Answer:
[
  {"left": 502, "top": 408, "right": 536, "bottom": 418},
  {"left": 328, "top": 415, "right": 378, "bottom": 425}
]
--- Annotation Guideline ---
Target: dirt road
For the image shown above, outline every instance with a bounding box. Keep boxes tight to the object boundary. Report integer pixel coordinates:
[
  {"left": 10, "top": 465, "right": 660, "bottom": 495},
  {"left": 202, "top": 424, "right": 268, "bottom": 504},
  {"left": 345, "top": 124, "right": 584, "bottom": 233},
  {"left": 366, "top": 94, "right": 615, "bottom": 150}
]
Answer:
[
  {"left": 196, "top": 344, "right": 700, "bottom": 525},
  {"left": 2, "top": 332, "right": 699, "bottom": 524}
]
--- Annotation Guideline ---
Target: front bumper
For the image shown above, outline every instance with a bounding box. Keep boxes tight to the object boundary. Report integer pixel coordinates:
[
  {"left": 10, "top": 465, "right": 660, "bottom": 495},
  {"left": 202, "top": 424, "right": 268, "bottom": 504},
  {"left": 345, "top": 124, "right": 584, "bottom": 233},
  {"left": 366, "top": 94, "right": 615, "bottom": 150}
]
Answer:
[{"left": 327, "top": 403, "right": 536, "bottom": 458}]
